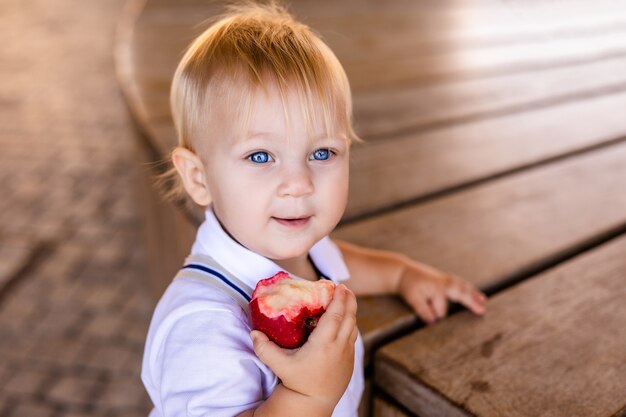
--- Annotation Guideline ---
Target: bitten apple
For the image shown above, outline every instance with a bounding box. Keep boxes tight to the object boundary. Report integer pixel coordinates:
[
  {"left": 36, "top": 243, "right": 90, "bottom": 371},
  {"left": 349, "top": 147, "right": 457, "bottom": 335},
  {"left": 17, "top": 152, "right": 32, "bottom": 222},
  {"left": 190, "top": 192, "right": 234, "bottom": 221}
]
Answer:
[{"left": 249, "top": 272, "right": 336, "bottom": 349}]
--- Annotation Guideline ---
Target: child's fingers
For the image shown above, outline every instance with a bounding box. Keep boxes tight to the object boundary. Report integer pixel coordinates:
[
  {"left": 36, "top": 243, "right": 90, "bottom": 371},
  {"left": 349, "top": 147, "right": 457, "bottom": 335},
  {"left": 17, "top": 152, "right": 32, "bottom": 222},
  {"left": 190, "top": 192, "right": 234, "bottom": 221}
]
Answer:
[
  {"left": 337, "top": 287, "right": 358, "bottom": 342},
  {"left": 408, "top": 292, "right": 437, "bottom": 325},
  {"left": 250, "top": 330, "right": 288, "bottom": 370},
  {"left": 469, "top": 289, "right": 488, "bottom": 314},
  {"left": 309, "top": 284, "right": 348, "bottom": 342},
  {"left": 430, "top": 293, "right": 448, "bottom": 320},
  {"left": 445, "top": 278, "right": 487, "bottom": 315},
  {"left": 348, "top": 324, "right": 359, "bottom": 345}
]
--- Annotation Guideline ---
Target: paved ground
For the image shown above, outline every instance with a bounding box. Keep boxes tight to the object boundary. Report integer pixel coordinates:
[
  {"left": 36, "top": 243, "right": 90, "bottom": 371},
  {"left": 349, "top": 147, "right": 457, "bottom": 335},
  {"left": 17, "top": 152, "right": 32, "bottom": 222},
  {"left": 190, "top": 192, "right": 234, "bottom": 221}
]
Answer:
[{"left": 0, "top": 0, "right": 155, "bottom": 415}]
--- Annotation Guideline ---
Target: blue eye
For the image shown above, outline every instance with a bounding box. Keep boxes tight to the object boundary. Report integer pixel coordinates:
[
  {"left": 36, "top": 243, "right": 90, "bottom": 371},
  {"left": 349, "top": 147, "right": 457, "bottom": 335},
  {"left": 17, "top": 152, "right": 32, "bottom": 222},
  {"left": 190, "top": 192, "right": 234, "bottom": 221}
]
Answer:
[
  {"left": 312, "top": 149, "right": 331, "bottom": 161},
  {"left": 248, "top": 152, "right": 272, "bottom": 164}
]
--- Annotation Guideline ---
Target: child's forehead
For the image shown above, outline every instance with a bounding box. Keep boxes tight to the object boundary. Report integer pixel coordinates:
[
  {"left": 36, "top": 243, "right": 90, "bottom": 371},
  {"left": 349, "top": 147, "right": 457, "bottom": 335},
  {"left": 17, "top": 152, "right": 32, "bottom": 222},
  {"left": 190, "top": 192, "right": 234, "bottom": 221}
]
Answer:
[
  {"left": 236, "top": 83, "right": 344, "bottom": 141},
  {"left": 248, "top": 82, "right": 319, "bottom": 116}
]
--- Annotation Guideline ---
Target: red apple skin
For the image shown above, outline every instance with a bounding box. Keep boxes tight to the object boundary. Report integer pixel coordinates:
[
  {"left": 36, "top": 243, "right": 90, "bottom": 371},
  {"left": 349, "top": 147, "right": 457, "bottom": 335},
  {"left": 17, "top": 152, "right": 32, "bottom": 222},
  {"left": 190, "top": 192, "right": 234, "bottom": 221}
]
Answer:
[
  {"left": 250, "top": 301, "right": 325, "bottom": 349},
  {"left": 249, "top": 272, "right": 335, "bottom": 349}
]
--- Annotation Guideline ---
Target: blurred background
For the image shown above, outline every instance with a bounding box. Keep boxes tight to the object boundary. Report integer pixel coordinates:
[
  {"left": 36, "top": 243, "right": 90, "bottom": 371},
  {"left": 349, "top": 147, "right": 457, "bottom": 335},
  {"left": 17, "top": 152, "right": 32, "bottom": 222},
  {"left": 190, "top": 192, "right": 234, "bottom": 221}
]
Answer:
[{"left": 0, "top": 0, "right": 153, "bottom": 415}]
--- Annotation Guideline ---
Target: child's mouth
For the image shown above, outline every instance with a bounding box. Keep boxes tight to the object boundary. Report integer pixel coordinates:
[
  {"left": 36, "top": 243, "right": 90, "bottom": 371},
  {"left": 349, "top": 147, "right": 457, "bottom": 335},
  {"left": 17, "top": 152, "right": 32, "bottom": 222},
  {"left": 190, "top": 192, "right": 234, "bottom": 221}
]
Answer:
[{"left": 272, "top": 216, "right": 311, "bottom": 228}]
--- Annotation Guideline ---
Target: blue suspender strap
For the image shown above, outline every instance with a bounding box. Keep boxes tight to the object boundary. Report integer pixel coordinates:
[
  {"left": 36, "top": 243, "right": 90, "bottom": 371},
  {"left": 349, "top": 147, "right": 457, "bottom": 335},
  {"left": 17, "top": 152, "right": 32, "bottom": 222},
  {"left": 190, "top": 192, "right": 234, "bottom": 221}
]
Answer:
[
  {"left": 176, "top": 253, "right": 254, "bottom": 315},
  {"left": 181, "top": 263, "right": 251, "bottom": 302}
]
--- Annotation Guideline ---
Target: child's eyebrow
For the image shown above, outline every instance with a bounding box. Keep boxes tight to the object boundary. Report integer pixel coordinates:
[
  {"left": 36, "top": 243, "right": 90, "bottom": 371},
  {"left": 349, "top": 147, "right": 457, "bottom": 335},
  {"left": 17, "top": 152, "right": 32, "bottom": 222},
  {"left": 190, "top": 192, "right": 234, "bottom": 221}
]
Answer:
[
  {"left": 236, "top": 133, "right": 276, "bottom": 146},
  {"left": 245, "top": 131, "right": 275, "bottom": 139},
  {"left": 243, "top": 131, "right": 347, "bottom": 144}
]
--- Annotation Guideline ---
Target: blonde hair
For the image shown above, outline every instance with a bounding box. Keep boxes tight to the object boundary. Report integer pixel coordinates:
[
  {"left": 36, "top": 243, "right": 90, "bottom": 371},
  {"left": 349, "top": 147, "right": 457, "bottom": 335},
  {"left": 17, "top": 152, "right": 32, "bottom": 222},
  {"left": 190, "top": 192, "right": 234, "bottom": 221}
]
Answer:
[{"left": 154, "top": 1, "right": 360, "bottom": 205}]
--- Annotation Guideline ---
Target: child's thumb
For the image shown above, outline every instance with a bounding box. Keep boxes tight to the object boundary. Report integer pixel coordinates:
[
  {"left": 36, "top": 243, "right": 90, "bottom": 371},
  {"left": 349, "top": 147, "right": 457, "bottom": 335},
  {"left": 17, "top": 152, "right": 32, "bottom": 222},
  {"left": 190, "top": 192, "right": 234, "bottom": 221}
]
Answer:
[{"left": 250, "top": 330, "right": 282, "bottom": 368}]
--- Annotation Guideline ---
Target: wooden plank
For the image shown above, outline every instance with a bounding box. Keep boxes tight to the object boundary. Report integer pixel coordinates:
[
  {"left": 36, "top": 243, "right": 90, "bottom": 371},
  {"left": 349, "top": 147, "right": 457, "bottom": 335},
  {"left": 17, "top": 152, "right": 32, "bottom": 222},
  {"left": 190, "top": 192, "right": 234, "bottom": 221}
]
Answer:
[
  {"left": 298, "top": 1, "right": 626, "bottom": 91},
  {"left": 317, "top": 10, "right": 626, "bottom": 63},
  {"left": 150, "top": 0, "right": 626, "bottom": 62},
  {"left": 347, "top": 91, "right": 626, "bottom": 219},
  {"left": 334, "top": 140, "right": 626, "bottom": 292},
  {"left": 356, "top": 296, "right": 416, "bottom": 366},
  {"left": 131, "top": 125, "right": 198, "bottom": 300},
  {"left": 308, "top": 1, "right": 626, "bottom": 90},
  {"left": 372, "top": 396, "right": 411, "bottom": 417},
  {"left": 302, "top": 0, "right": 626, "bottom": 30},
  {"left": 375, "top": 233, "right": 626, "bottom": 417},
  {"left": 359, "top": 379, "right": 373, "bottom": 417},
  {"left": 353, "top": 56, "right": 626, "bottom": 139},
  {"left": 341, "top": 24, "right": 626, "bottom": 91}
]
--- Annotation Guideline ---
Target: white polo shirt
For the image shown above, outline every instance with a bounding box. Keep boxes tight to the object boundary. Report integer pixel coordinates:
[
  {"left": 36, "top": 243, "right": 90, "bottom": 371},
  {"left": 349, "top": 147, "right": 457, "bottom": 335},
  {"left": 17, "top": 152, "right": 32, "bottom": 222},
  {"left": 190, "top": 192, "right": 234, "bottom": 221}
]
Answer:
[{"left": 141, "top": 206, "right": 365, "bottom": 417}]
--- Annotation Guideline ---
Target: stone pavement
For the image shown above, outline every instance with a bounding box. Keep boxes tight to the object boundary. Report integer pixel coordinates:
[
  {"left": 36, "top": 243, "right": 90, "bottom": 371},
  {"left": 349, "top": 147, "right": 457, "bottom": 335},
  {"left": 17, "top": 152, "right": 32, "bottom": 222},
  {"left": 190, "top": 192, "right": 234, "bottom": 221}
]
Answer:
[{"left": 0, "top": 0, "right": 155, "bottom": 415}]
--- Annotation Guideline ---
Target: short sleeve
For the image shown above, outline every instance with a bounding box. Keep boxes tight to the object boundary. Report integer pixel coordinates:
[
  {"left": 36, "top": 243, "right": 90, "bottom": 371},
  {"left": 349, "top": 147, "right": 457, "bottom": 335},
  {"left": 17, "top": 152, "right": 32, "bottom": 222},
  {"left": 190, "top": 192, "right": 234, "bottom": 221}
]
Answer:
[
  {"left": 309, "top": 236, "right": 350, "bottom": 283},
  {"left": 146, "top": 306, "right": 278, "bottom": 417}
]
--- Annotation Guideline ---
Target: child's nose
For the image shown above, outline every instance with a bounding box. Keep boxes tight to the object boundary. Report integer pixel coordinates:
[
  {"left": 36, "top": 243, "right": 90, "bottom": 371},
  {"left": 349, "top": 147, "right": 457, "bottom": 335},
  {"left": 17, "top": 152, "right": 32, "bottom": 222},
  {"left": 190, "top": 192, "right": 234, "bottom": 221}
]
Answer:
[{"left": 277, "top": 163, "right": 314, "bottom": 198}]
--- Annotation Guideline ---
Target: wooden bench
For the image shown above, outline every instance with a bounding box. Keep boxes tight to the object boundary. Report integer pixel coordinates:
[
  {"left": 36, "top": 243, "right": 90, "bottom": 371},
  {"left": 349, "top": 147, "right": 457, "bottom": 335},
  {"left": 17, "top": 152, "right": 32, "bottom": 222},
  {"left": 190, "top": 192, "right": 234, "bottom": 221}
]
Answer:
[
  {"left": 114, "top": 0, "right": 626, "bottom": 415},
  {"left": 375, "top": 233, "right": 626, "bottom": 417}
]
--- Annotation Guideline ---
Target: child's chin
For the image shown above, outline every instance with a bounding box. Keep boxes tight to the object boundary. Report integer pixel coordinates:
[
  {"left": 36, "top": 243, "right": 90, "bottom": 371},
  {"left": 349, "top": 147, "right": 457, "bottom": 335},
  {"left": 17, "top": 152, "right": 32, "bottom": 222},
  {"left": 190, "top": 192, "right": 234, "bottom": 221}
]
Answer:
[
  {"left": 271, "top": 248, "right": 308, "bottom": 260},
  {"left": 268, "top": 242, "right": 313, "bottom": 260}
]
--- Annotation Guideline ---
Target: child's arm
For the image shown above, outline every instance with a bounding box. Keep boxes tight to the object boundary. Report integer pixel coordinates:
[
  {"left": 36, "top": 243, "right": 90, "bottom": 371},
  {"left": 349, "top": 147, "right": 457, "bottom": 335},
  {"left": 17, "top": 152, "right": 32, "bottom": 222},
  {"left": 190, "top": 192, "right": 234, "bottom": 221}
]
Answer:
[
  {"left": 237, "top": 284, "right": 358, "bottom": 417},
  {"left": 334, "top": 239, "right": 487, "bottom": 324}
]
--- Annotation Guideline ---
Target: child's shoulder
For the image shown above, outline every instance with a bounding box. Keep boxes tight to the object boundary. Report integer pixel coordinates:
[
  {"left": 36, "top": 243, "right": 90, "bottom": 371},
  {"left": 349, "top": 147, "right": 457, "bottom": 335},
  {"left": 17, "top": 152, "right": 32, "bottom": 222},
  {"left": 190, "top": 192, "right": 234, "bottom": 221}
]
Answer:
[
  {"left": 151, "top": 276, "right": 251, "bottom": 332},
  {"left": 142, "top": 276, "right": 267, "bottom": 399}
]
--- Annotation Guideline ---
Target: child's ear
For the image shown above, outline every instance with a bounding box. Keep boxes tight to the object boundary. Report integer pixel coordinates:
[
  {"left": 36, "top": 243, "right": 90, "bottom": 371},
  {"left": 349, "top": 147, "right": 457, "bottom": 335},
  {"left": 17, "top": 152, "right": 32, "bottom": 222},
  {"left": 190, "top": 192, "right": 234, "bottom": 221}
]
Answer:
[{"left": 171, "top": 147, "right": 212, "bottom": 206}]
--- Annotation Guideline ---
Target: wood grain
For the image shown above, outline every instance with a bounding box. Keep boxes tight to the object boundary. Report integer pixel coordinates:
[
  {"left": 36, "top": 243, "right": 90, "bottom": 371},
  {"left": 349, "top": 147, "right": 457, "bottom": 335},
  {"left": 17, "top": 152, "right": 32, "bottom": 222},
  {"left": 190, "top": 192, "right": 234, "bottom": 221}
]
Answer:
[
  {"left": 132, "top": 126, "right": 197, "bottom": 300},
  {"left": 372, "top": 396, "right": 412, "bottom": 417},
  {"left": 356, "top": 296, "right": 416, "bottom": 366},
  {"left": 342, "top": 26, "right": 626, "bottom": 91},
  {"left": 375, "top": 234, "right": 626, "bottom": 417},
  {"left": 354, "top": 56, "right": 626, "bottom": 139},
  {"left": 346, "top": 91, "right": 626, "bottom": 219},
  {"left": 334, "top": 140, "right": 626, "bottom": 292}
]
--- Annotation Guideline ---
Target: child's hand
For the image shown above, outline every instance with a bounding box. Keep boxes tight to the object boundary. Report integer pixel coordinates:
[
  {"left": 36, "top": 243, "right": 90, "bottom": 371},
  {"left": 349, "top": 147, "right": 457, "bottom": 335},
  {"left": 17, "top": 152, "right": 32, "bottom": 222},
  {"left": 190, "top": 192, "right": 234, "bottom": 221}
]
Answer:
[
  {"left": 250, "top": 284, "right": 357, "bottom": 412},
  {"left": 399, "top": 260, "right": 487, "bottom": 325}
]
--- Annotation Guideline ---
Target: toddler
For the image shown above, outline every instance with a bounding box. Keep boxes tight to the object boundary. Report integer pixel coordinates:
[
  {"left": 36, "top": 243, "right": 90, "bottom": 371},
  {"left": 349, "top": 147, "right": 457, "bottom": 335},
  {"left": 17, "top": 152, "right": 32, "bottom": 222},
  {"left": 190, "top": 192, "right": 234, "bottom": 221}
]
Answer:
[{"left": 141, "top": 3, "right": 487, "bottom": 417}]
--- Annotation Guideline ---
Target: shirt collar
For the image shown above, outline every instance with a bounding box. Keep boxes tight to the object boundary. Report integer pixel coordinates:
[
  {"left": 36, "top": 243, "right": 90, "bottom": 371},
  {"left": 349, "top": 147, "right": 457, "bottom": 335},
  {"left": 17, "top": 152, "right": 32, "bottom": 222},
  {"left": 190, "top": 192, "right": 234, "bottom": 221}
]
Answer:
[{"left": 190, "top": 206, "right": 350, "bottom": 290}]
